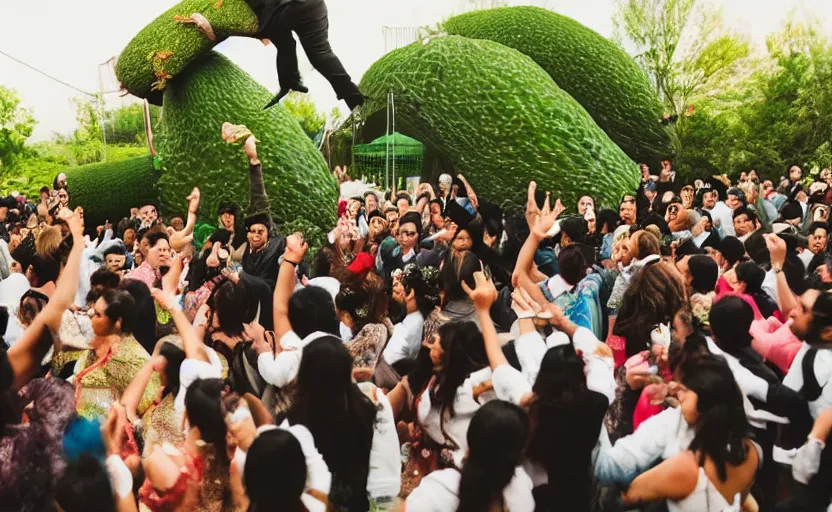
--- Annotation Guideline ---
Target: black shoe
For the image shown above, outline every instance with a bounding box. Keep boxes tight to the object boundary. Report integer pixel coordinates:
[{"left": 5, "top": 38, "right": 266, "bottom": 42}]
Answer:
[
  {"left": 344, "top": 93, "right": 366, "bottom": 111},
  {"left": 263, "top": 83, "right": 310, "bottom": 110}
]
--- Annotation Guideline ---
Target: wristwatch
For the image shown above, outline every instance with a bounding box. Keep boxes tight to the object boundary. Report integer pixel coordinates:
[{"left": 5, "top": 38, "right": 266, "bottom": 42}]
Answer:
[{"left": 772, "top": 264, "right": 783, "bottom": 274}]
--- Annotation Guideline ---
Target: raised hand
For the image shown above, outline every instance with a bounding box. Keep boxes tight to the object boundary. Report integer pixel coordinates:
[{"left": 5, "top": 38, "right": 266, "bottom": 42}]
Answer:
[
  {"left": 525, "top": 181, "right": 540, "bottom": 227},
  {"left": 764, "top": 233, "right": 787, "bottom": 267},
  {"left": 462, "top": 271, "right": 498, "bottom": 311},
  {"left": 530, "top": 193, "right": 560, "bottom": 240},
  {"left": 284, "top": 232, "right": 308, "bottom": 263},
  {"left": 162, "top": 253, "right": 186, "bottom": 296},
  {"left": 151, "top": 287, "right": 178, "bottom": 313},
  {"left": 186, "top": 187, "right": 201, "bottom": 215},
  {"left": 65, "top": 207, "right": 85, "bottom": 239},
  {"left": 510, "top": 288, "right": 538, "bottom": 319}
]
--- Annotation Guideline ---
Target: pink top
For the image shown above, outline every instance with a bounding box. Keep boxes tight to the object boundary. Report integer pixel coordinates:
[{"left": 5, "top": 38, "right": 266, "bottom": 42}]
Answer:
[
  {"left": 126, "top": 262, "right": 159, "bottom": 290},
  {"left": 749, "top": 316, "right": 801, "bottom": 375},
  {"left": 633, "top": 386, "right": 665, "bottom": 431}
]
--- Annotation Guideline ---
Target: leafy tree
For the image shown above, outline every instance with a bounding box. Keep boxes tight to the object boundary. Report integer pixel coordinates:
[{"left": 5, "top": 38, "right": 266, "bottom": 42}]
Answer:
[
  {"left": 0, "top": 85, "right": 37, "bottom": 171},
  {"left": 613, "top": 0, "right": 749, "bottom": 119},
  {"left": 675, "top": 15, "right": 832, "bottom": 181},
  {"left": 104, "top": 103, "right": 162, "bottom": 145},
  {"left": 282, "top": 91, "right": 326, "bottom": 139}
]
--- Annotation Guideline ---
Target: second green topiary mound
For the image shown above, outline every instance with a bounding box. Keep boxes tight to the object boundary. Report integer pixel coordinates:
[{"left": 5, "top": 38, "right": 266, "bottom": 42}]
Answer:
[
  {"left": 359, "top": 36, "right": 639, "bottom": 210},
  {"left": 445, "top": 6, "right": 673, "bottom": 166},
  {"left": 67, "top": 156, "right": 159, "bottom": 230},
  {"left": 156, "top": 51, "right": 337, "bottom": 245}
]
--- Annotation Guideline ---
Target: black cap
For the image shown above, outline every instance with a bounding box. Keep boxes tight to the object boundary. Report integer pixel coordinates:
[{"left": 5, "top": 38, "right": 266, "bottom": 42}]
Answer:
[
  {"left": 218, "top": 202, "right": 239, "bottom": 217},
  {"left": 244, "top": 211, "right": 272, "bottom": 232}
]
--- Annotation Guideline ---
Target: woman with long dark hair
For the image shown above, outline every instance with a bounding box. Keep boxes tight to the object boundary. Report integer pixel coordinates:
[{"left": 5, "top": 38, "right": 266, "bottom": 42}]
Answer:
[
  {"left": 406, "top": 400, "right": 533, "bottom": 511},
  {"left": 464, "top": 271, "right": 614, "bottom": 511},
  {"left": 622, "top": 355, "right": 759, "bottom": 511},
  {"left": 287, "top": 335, "right": 400, "bottom": 509},
  {"left": 138, "top": 288, "right": 230, "bottom": 511}
]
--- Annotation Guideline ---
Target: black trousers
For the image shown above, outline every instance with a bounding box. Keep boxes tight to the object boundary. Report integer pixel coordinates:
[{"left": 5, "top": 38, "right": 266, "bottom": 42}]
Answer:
[{"left": 264, "top": 0, "right": 362, "bottom": 107}]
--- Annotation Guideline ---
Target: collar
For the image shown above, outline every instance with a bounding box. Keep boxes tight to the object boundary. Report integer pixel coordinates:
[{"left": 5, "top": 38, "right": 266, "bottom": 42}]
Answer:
[
  {"left": 693, "top": 229, "right": 711, "bottom": 247},
  {"left": 546, "top": 274, "right": 575, "bottom": 299}
]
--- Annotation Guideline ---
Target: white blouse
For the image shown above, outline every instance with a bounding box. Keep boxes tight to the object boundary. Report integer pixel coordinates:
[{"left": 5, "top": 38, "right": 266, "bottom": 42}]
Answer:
[
  {"left": 405, "top": 467, "right": 534, "bottom": 512},
  {"left": 417, "top": 367, "right": 493, "bottom": 468}
]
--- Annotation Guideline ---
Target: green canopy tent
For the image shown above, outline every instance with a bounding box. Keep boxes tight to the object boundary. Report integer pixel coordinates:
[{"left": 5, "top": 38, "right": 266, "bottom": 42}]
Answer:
[{"left": 352, "top": 132, "right": 424, "bottom": 190}]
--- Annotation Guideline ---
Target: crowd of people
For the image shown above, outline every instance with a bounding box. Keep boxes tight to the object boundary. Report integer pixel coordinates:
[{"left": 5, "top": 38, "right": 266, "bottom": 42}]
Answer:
[{"left": 1, "top": 124, "right": 831, "bottom": 512}]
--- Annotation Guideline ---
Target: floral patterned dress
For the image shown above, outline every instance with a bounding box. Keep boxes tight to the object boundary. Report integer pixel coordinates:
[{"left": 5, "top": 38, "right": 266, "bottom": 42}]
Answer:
[{"left": 72, "top": 336, "right": 161, "bottom": 420}]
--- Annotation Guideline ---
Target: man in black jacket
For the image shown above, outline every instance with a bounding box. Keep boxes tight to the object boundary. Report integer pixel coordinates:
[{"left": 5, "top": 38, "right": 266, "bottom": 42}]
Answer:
[{"left": 247, "top": 0, "right": 364, "bottom": 111}]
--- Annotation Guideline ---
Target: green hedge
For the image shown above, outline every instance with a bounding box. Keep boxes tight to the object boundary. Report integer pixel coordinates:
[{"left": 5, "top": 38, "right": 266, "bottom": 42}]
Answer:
[
  {"left": 115, "top": 0, "right": 258, "bottom": 104},
  {"left": 445, "top": 6, "right": 674, "bottom": 166},
  {"left": 67, "top": 156, "right": 159, "bottom": 230},
  {"left": 359, "top": 36, "right": 639, "bottom": 211}
]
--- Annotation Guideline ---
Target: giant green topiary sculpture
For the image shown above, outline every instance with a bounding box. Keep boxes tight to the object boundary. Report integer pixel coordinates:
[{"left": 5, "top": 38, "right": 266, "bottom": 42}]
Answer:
[
  {"left": 115, "top": 0, "right": 259, "bottom": 105},
  {"left": 67, "top": 156, "right": 159, "bottom": 229},
  {"left": 445, "top": 6, "right": 674, "bottom": 166},
  {"left": 156, "top": 51, "right": 337, "bottom": 244},
  {"left": 359, "top": 36, "right": 639, "bottom": 211}
]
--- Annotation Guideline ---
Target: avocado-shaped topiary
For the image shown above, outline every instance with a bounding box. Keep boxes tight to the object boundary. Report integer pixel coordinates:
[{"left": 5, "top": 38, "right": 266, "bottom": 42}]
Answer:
[
  {"left": 115, "top": 0, "right": 259, "bottom": 105},
  {"left": 358, "top": 36, "right": 639, "bottom": 211},
  {"left": 156, "top": 51, "right": 337, "bottom": 247},
  {"left": 445, "top": 6, "right": 674, "bottom": 166},
  {"left": 67, "top": 156, "right": 158, "bottom": 230}
]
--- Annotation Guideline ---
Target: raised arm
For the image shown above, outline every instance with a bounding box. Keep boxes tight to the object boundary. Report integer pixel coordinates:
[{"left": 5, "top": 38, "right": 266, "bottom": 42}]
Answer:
[
  {"left": 120, "top": 359, "right": 156, "bottom": 422},
  {"left": 765, "top": 234, "right": 797, "bottom": 316},
  {"left": 151, "top": 288, "right": 208, "bottom": 363},
  {"left": 515, "top": 184, "right": 564, "bottom": 305},
  {"left": 456, "top": 174, "right": 479, "bottom": 210},
  {"left": 169, "top": 188, "right": 200, "bottom": 252},
  {"left": 273, "top": 233, "right": 308, "bottom": 339},
  {"left": 7, "top": 208, "right": 84, "bottom": 390},
  {"left": 463, "top": 271, "right": 507, "bottom": 370}
]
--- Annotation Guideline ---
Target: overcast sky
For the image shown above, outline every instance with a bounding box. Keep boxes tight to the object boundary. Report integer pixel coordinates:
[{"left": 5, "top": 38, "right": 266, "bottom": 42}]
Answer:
[{"left": 1, "top": 0, "right": 830, "bottom": 142}]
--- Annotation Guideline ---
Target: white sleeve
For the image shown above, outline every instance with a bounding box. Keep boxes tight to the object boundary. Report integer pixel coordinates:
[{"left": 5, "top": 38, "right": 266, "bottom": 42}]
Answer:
[
  {"left": 381, "top": 319, "right": 416, "bottom": 366},
  {"left": 513, "top": 331, "right": 547, "bottom": 385},
  {"left": 174, "top": 347, "right": 223, "bottom": 426},
  {"left": 762, "top": 270, "right": 782, "bottom": 308},
  {"left": 286, "top": 424, "right": 332, "bottom": 495},
  {"left": 257, "top": 330, "right": 304, "bottom": 388},
  {"left": 105, "top": 454, "right": 134, "bottom": 499},
  {"left": 405, "top": 470, "right": 459, "bottom": 512},
  {"left": 492, "top": 364, "right": 532, "bottom": 405},
  {"left": 707, "top": 338, "right": 770, "bottom": 402},
  {"left": 573, "top": 327, "right": 616, "bottom": 405},
  {"left": 792, "top": 438, "right": 825, "bottom": 485},
  {"left": 593, "top": 407, "right": 680, "bottom": 485}
]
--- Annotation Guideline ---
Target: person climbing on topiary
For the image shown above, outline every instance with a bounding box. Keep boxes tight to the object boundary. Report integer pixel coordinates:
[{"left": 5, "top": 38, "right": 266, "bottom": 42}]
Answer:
[{"left": 248, "top": 0, "right": 366, "bottom": 111}]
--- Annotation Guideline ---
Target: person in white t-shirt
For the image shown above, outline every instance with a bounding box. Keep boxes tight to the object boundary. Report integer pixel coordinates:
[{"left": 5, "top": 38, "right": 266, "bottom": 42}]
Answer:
[
  {"left": 285, "top": 335, "right": 400, "bottom": 509},
  {"left": 381, "top": 264, "right": 439, "bottom": 372}
]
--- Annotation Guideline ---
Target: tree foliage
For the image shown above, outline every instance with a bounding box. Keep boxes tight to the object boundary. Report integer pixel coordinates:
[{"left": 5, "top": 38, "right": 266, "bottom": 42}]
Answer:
[
  {"left": 613, "top": 0, "right": 749, "bottom": 119},
  {"left": 674, "top": 15, "right": 832, "bottom": 181},
  {"left": 282, "top": 91, "right": 326, "bottom": 139},
  {"left": 0, "top": 85, "right": 37, "bottom": 171}
]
